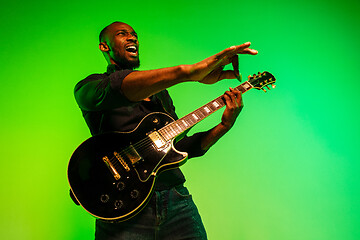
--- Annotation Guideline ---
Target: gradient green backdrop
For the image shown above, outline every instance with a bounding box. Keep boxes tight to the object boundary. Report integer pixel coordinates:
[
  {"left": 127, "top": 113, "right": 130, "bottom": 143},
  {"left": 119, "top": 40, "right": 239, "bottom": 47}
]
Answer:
[{"left": 1, "top": 0, "right": 359, "bottom": 239}]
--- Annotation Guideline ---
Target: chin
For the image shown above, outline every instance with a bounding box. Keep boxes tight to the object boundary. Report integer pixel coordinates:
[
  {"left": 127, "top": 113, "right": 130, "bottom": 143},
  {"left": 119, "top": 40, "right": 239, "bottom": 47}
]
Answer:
[
  {"left": 131, "top": 59, "right": 140, "bottom": 69},
  {"left": 117, "top": 58, "right": 140, "bottom": 70}
]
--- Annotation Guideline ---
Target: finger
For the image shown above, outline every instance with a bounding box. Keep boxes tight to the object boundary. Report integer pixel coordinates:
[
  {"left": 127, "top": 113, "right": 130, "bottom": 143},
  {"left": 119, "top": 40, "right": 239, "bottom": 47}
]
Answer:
[
  {"left": 233, "top": 90, "right": 243, "bottom": 108},
  {"left": 219, "top": 70, "right": 238, "bottom": 80},
  {"left": 229, "top": 88, "right": 244, "bottom": 108},
  {"left": 232, "top": 42, "right": 258, "bottom": 55},
  {"left": 231, "top": 55, "right": 240, "bottom": 81},
  {"left": 214, "top": 46, "right": 237, "bottom": 60},
  {"left": 223, "top": 93, "right": 232, "bottom": 107},
  {"left": 225, "top": 90, "right": 237, "bottom": 106},
  {"left": 215, "top": 42, "right": 252, "bottom": 60},
  {"left": 238, "top": 48, "right": 258, "bottom": 55}
]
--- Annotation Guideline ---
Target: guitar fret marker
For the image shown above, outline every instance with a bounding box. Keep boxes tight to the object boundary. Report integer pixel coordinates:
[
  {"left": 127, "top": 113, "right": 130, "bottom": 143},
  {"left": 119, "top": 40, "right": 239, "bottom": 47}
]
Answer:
[
  {"left": 243, "top": 82, "right": 251, "bottom": 89},
  {"left": 213, "top": 101, "right": 219, "bottom": 108},
  {"left": 182, "top": 120, "right": 188, "bottom": 127},
  {"left": 192, "top": 113, "right": 198, "bottom": 120},
  {"left": 204, "top": 106, "right": 210, "bottom": 113}
]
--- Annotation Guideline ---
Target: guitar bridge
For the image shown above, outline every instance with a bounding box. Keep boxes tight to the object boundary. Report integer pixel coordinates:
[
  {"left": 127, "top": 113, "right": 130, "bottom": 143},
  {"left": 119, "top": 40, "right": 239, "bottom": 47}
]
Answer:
[
  {"left": 102, "top": 156, "right": 121, "bottom": 180},
  {"left": 148, "top": 131, "right": 166, "bottom": 149}
]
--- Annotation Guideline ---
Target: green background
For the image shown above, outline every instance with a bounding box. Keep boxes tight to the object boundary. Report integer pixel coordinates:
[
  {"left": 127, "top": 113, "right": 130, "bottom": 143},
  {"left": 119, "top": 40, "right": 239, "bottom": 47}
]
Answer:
[{"left": 1, "top": 0, "right": 359, "bottom": 239}]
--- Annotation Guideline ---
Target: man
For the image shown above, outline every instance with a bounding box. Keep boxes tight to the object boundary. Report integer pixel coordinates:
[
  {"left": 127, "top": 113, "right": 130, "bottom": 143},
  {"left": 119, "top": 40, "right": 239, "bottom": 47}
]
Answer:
[{"left": 74, "top": 21, "right": 257, "bottom": 239}]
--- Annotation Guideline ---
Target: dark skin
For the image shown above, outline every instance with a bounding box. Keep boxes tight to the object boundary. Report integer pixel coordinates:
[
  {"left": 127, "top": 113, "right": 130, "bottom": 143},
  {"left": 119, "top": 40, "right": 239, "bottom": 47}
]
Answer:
[{"left": 99, "top": 22, "right": 257, "bottom": 150}]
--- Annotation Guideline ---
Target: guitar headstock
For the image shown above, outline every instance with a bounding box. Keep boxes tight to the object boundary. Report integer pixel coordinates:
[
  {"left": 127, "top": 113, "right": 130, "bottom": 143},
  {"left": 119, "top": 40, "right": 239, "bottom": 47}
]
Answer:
[{"left": 248, "top": 71, "right": 276, "bottom": 92}]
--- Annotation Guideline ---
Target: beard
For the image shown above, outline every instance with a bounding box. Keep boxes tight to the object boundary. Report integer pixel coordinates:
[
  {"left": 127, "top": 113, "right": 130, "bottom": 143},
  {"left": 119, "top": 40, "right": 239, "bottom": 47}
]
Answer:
[{"left": 115, "top": 55, "right": 140, "bottom": 70}]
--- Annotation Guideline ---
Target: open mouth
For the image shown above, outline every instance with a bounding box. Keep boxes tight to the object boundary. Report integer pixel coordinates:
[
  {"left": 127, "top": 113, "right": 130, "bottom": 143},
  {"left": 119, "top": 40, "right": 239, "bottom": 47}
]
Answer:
[{"left": 125, "top": 45, "right": 138, "bottom": 56}]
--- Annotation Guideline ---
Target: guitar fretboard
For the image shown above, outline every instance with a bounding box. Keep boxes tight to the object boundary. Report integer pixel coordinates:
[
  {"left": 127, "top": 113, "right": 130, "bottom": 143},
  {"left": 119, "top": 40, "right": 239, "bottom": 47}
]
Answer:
[{"left": 158, "top": 81, "right": 254, "bottom": 141}]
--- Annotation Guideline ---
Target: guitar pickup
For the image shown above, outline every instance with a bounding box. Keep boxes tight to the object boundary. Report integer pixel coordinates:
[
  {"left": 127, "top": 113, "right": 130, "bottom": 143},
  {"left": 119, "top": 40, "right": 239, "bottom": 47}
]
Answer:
[
  {"left": 148, "top": 131, "right": 166, "bottom": 149},
  {"left": 114, "top": 151, "right": 130, "bottom": 171}
]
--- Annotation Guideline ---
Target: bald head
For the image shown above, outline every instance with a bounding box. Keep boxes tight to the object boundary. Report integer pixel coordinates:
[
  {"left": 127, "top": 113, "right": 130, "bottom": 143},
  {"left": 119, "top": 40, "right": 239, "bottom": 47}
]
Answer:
[
  {"left": 98, "top": 22, "right": 139, "bottom": 69},
  {"left": 99, "top": 21, "right": 125, "bottom": 43}
]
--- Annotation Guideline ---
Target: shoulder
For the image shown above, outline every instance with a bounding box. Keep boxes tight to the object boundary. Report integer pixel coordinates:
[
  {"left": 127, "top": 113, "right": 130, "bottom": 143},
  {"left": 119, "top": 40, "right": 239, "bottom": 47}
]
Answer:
[{"left": 74, "top": 73, "right": 108, "bottom": 91}]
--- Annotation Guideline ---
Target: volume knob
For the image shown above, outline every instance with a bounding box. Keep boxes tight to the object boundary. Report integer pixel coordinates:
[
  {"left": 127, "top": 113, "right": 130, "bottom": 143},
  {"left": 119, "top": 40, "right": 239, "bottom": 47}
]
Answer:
[
  {"left": 100, "top": 194, "right": 110, "bottom": 203},
  {"left": 131, "top": 190, "right": 139, "bottom": 199},
  {"left": 114, "top": 200, "right": 124, "bottom": 209},
  {"left": 117, "top": 181, "right": 126, "bottom": 191}
]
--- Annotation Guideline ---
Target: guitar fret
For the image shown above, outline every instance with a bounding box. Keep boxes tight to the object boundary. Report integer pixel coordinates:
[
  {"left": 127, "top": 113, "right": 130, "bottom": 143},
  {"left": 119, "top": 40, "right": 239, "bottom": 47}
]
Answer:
[
  {"left": 174, "top": 123, "right": 182, "bottom": 134},
  {"left": 159, "top": 129, "right": 171, "bottom": 140},
  {"left": 174, "top": 123, "right": 181, "bottom": 132},
  {"left": 168, "top": 124, "right": 177, "bottom": 136},
  {"left": 198, "top": 109, "right": 206, "bottom": 118},
  {"left": 208, "top": 102, "right": 217, "bottom": 111},
  {"left": 236, "top": 81, "right": 253, "bottom": 93},
  {"left": 197, "top": 108, "right": 206, "bottom": 118},
  {"left": 186, "top": 116, "right": 195, "bottom": 125}
]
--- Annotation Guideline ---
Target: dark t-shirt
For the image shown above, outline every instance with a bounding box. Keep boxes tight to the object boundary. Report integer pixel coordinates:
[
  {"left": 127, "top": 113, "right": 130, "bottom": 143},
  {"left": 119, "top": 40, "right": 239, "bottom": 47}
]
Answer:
[{"left": 74, "top": 64, "right": 207, "bottom": 190}]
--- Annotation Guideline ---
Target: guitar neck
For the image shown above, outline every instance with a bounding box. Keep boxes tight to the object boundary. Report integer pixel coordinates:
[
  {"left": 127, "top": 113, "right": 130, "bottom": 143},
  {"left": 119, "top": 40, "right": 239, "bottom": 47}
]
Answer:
[{"left": 158, "top": 81, "right": 254, "bottom": 141}]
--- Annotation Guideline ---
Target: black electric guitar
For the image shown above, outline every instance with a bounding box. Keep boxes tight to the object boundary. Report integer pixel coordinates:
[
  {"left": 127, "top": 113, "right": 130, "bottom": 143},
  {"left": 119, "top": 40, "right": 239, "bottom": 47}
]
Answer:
[{"left": 68, "top": 71, "right": 276, "bottom": 221}]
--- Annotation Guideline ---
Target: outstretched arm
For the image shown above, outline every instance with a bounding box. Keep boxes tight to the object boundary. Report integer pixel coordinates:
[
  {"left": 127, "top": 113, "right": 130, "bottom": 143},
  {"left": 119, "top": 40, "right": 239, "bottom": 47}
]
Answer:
[{"left": 121, "top": 42, "right": 257, "bottom": 101}]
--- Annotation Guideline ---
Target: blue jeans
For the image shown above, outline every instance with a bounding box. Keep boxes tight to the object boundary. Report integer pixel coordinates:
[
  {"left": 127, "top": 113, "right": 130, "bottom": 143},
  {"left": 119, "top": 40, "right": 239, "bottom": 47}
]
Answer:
[{"left": 95, "top": 185, "right": 207, "bottom": 240}]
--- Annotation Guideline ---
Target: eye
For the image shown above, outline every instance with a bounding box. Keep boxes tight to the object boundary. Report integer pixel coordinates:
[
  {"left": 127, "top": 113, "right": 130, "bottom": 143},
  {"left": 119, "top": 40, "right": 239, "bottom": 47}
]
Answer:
[{"left": 116, "top": 31, "right": 126, "bottom": 36}]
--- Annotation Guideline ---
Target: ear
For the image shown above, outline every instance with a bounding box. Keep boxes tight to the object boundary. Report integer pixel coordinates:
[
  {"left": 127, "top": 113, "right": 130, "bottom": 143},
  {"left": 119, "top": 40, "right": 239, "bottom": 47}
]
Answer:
[{"left": 99, "top": 42, "right": 110, "bottom": 52}]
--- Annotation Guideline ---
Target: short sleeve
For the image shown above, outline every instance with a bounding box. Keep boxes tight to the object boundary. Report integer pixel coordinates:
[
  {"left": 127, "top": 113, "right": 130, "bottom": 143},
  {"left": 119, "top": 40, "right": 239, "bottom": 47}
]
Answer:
[{"left": 74, "top": 70, "right": 135, "bottom": 111}]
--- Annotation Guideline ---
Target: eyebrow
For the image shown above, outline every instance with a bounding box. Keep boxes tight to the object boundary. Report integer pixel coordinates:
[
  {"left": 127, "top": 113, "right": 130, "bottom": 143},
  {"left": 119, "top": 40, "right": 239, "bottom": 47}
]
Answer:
[{"left": 115, "top": 29, "right": 137, "bottom": 35}]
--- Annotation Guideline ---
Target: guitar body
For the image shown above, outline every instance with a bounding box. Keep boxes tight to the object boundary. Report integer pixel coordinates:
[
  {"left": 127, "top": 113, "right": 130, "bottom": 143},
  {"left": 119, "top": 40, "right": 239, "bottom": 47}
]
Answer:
[{"left": 68, "top": 112, "right": 188, "bottom": 221}]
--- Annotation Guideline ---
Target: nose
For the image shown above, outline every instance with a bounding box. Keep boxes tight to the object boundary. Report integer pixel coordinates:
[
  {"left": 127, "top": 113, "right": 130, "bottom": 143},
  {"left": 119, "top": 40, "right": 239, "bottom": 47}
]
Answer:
[{"left": 127, "top": 33, "right": 137, "bottom": 43}]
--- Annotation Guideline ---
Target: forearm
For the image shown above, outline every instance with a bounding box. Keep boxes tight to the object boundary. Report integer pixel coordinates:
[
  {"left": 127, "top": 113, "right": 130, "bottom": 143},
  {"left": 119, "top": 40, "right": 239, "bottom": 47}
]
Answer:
[
  {"left": 200, "top": 88, "right": 243, "bottom": 151},
  {"left": 121, "top": 65, "right": 191, "bottom": 101},
  {"left": 200, "top": 123, "right": 232, "bottom": 151}
]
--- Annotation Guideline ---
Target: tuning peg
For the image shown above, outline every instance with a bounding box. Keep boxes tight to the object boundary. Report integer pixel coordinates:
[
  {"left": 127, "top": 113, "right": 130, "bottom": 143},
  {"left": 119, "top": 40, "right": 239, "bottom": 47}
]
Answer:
[
  {"left": 272, "top": 84, "right": 276, "bottom": 88},
  {"left": 248, "top": 75, "right": 251, "bottom": 80},
  {"left": 262, "top": 88, "right": 267, "bottom": 93},
  {"left": 266, "top": 85, "right": 271, "bottom": 90}
]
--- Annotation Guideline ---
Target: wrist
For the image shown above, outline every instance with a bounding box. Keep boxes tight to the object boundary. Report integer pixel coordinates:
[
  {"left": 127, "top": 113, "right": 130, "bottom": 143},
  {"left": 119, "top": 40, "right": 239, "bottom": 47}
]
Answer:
[
  {"left": 177, "top": 64, "right": 194, "bottom": 82},
  {"left": 219, "top": 121, "right": 233, "bottom": 132}
]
